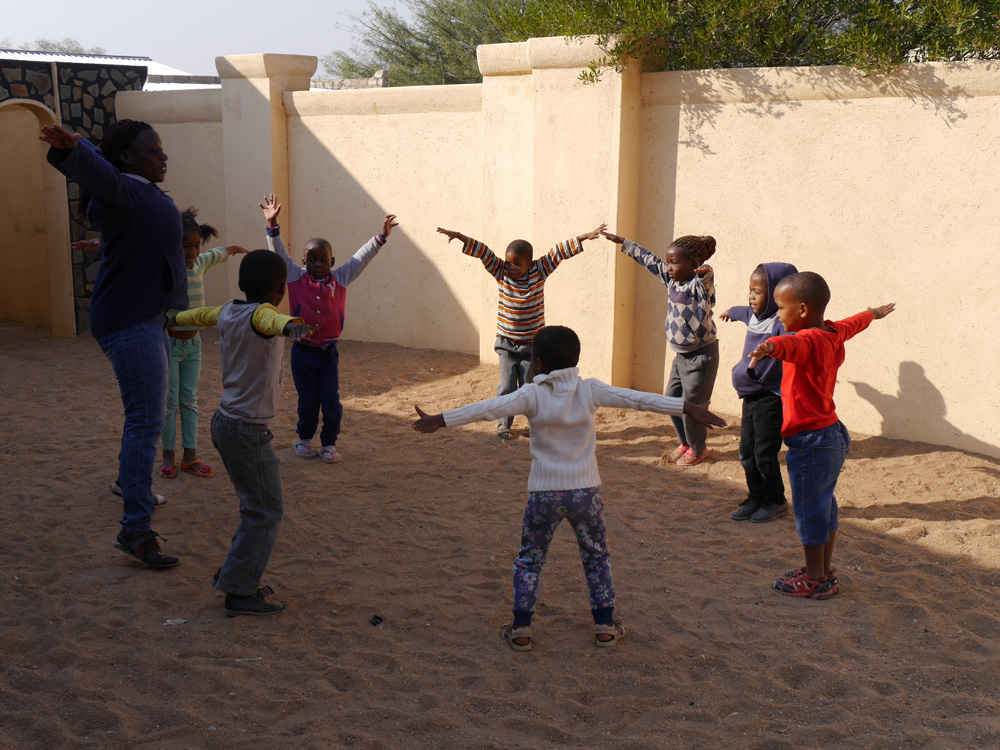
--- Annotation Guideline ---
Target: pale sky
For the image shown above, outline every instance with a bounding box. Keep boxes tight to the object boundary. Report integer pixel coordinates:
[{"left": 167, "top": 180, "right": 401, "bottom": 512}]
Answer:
[{"left": 4, "top": 0, "right": 397, "bottom": 76}]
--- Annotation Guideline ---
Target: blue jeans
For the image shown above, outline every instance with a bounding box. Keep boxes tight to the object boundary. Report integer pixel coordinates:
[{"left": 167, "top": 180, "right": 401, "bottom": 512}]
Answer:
[
  {"left": 512, "top": 487, "right": 615, "bottom": 627},
  {"left": 97, "top": 316, "right": 170, "bottom": 533},
  {"left": 211, "top": 412, "right": 283, "bottom": 596},
  {"left": 162, "top": 334, "right": 202, "bottom": 451},
  {"left": 290, "top": 342, "right": 341, "bottom": 446},
  {"left": 785, "top": 421, "right": 850, "bottom": 546},
  {"left": 495, "top": 336, "right": 533, "bottom": 429}
]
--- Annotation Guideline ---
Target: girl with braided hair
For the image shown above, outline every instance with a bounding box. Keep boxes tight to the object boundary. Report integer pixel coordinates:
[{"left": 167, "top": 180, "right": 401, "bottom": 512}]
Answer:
[
  {"left": 41, "top": 120, "right": 186, "bottom": 568},
  {"left": 601, "top": 230, "right": 721, "bottom": 466},
  {"left": 161, "top": 207, "right": 249, "bottom": 481}
]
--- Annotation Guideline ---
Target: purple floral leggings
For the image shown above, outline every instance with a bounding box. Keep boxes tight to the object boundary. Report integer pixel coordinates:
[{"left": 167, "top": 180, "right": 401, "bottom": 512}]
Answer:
[{"left": 513, "top": 487, "right": 615, "bottom": 621}]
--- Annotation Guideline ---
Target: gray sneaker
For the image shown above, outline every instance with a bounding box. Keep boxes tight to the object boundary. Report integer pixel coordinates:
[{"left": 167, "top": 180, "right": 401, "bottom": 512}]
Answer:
[
  {"left": 730, "top": 497, "right": 761, "bottom": 521},
  {"left": 224, "top": 586, "right": 285, "bottom": 617},
  {"left": 750, "top": 502, "right": 788, "bottom": 523}
]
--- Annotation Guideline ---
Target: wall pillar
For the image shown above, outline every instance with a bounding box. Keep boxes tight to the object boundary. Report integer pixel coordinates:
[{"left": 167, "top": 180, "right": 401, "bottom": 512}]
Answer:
[
  {"left": 216, "top": 54, "right": 316, "bottom": 301},
  {"left": 478, "top": 38, "right": 640, "bottom": 384}
]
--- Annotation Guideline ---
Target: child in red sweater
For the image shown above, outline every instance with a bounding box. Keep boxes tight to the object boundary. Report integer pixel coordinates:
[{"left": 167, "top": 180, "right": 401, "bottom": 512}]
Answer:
[{"left": 749, "top": 272, "right": 894, "bottom": 599}]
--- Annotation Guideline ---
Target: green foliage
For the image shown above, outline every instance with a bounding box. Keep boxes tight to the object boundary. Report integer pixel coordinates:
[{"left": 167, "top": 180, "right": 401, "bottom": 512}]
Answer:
[
  {"left": 322, "top": 0, "right": 516, "bottom": 86},
  {"left": 0, "top": 37, "right": 107, "bottom": 54},
  {"left": 493, "top": 0, "right": 1000, "bottom": 80}
]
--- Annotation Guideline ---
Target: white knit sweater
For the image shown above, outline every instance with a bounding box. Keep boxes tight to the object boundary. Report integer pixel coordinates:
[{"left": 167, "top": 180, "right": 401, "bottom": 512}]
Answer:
[{"left": 442, "top": 368, "right": 685, "bottom": 491}]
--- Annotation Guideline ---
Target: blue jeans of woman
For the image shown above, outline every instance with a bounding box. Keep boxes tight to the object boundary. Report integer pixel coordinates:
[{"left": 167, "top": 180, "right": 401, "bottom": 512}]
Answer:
[
  {"left": 97, "top": 316, "right": 170, "bottom": 533},
  {"left": 211, "top": 412, "right": 283, "bottom": 596},
  {"left": 512, "top": 487, "right": 615, "bottom": 627}
]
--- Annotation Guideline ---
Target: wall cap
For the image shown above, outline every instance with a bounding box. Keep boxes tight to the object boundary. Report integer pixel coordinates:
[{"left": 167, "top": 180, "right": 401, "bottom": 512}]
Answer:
[
  {"left": 284, "top": 83, "right": 481, "bottom": 117},
  {"left": 215, "top": 54, "right": 317, "bottom": 81}
]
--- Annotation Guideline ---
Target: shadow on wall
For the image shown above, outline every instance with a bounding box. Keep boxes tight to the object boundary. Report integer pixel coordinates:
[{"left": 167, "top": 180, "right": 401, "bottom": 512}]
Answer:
[
  {"left": 851, "top": 361, "right": 1000, "bottom": 460},
  {"left": 286, "top": 123, "right": 479, "bottom": 352},
  {"left": 673, "top": 62, "right": 970, "bottom": 157}
]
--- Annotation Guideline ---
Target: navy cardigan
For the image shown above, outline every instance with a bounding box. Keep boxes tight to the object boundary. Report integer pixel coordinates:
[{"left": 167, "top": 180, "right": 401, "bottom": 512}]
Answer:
[{"left": 48, "top": 139, "right": 186, "bottom": 338}]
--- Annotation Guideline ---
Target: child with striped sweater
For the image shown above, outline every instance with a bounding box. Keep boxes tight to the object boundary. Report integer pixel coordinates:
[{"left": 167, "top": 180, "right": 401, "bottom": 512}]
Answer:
[{"left": 436, "top": 223, "right": 605, "bottom": 439}]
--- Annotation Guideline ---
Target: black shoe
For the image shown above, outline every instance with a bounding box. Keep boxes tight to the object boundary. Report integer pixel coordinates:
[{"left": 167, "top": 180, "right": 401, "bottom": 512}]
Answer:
[
  {"left": 114, "top": 530, "right": 180, "bottom": 568},
  {"left": 224, "top": 586, "right": 285, "bottom": 617},
  {"left": 730, "top": 497, "right": 762, "bottom": 521},
  {"left": 750, "top": 502, "right": 789, "bottom": 523}
]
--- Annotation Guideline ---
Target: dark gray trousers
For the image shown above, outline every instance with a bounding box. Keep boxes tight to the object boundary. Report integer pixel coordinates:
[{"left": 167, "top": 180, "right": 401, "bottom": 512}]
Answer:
[{"left": 665, "top": 340, "right": 720, "bottom": 453}]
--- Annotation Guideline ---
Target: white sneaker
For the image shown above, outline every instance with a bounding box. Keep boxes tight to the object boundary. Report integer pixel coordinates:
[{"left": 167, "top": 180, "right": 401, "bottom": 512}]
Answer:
[{"left": 109, "top": 481, "right": 166, "bottom": 506}]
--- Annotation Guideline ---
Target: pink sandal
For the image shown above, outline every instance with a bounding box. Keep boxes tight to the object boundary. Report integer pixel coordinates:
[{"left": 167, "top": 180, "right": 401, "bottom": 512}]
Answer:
[
  {"left": 181, "top": 460, "right": 213, "bottom": 478},
  {"left": 159, "top": 465, "right": 177, "bottom": 479}
]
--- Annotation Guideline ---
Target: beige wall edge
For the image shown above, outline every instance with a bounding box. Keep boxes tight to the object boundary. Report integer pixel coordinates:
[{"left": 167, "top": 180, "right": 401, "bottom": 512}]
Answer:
[
  {"left": 526, "top": 35, "right": 607, "bottom": 70},
  {"left": 284, "top": 84, "right": 482, "bottom": 117},
  {"left": 216, "top": 53, "right": 318, "bottom": 81},
  {"left": 477, "top": 42, "right": 531, "bottom": 77},
  {"left": 117, "top": 90, "right": 222, "bottom": 124},
  {"left": 643, "top": 59, "right": 1000, "bottom": 105}
]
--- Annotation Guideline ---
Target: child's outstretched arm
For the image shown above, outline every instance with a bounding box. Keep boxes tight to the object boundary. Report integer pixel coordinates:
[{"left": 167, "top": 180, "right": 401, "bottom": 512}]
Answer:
[
  {"left": 747, "top": 340, "right": 775, "bottom": 369},
  {"left": 260, "top": 194, "right": 306, "bottom": 282},
  {"left": 436, "top": 227, "right": 469, "bottom": 245},
  {"left": 332, "top": 214, "right": 398, "bottom": 287},
  {"left": 535, "top": 224, "right": 606, "bottom": 279},
  {"left": 600, "top": 230, "right": 670, "bottom": 286},
  {"left": 683, "top": 401, "right": 727, "bottom": 428},
  {"left": 412, "top": 406, "right": 446, "bottom": 433},
  {"left": 71, "top": 238, "right": 101, "bottom": 252}
]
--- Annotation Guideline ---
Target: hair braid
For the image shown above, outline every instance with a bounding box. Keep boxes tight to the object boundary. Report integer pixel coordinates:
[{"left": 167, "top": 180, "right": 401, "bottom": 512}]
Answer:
[{"left": 671, "top": 235, "right": 717, "bottom": 265}]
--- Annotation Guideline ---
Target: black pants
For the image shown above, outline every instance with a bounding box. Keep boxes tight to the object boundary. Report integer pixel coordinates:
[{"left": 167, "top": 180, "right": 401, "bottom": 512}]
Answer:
[{"left": 739, "top": 391, "right": 786, "bottom": 505}]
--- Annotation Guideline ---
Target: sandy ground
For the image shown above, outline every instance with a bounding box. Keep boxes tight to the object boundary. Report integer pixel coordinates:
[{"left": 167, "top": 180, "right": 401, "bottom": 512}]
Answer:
[{"left": 1, "top": 320, "right": 999, "bottom": 750}]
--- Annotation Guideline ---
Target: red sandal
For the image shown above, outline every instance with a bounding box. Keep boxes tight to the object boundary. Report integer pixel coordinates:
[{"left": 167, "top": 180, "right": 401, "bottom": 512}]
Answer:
[{"left": 180, "top": 460, "right": 213, "bottom": 479}]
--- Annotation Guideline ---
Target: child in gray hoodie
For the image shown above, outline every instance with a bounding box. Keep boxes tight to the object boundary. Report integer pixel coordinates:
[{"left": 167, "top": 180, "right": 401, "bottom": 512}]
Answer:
[{"left": 720, "top": 262, "right": 798, "bottom": 523}]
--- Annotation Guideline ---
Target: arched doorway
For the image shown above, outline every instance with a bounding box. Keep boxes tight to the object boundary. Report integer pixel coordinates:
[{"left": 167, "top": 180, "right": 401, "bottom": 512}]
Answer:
[{"left": 0, "top": 100, "right": 74, "bottom": 337}]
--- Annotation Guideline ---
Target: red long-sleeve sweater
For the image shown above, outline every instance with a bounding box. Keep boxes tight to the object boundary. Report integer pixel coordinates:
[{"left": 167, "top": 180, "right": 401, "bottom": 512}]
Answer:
[{"left": 767, "top": 311, "right": 874, "bottom": 438}]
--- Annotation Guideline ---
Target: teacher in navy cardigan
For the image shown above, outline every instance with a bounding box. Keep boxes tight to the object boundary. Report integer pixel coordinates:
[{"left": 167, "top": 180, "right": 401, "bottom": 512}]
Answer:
[{"left": 42, "top": 120, "right": 186, "bottom": 569}]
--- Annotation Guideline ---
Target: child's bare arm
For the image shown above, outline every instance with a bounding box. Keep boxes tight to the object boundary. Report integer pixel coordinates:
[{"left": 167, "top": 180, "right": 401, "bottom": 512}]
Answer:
[
  {"left": 382, "top": 214, "right": 398, "bottom": 239},
  {"left": 71, "top": 238, "right": 100, "bottom": 251},
  {"left": 283, "top": 321, "right": 315, "bottom": 341},
  {"left": 747, "top": 340, "right": 775, "bottom": 369},
  {"left": 412, "top": 405, "right": 446, "bottom": 433},
  {"left": 695, "top": 264, "right": 712, "bottom": 276},
  {"left": 719, "top": 307, "right": 733, "bottom": 322},
  {"left": 259, "top": 194, "right": 281, "bottom": 227},
  {"left": 437, "top": 227, "right": 469, "bottom": 245},
  {"left": 577, "top": 224, "right": 607, "bottom": 243},
  {"left": 601, "top": 230, "right": 625, "bottom": 244},
  {"left": 225, "top": 245, "right": 250, "bottom": 256},
  {"left": 39, "top": 124, "right": 80, "bottom": 150},
  {"left": 869, "top": 303, "right": 895, "bottom": 319}
]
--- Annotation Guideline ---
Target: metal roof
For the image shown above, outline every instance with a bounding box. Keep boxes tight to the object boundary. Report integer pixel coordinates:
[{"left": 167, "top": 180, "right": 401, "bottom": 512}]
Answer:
[{"left": 0, "top": 49, "right": 192, "bottom": 77}]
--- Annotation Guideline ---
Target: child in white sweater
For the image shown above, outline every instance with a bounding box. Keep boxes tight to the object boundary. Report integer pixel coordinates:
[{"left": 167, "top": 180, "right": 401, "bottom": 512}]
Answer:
[{"left": 412, "top": 326, "right": 725, "bottom": 651}]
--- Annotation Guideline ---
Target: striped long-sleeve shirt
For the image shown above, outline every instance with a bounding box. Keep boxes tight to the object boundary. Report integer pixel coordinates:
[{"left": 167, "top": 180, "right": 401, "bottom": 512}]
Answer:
[
  {"left": 168, "top": 246, "right": 229, "bottom": 331},
  {"left": 463, "top": 236, "right": 584, "bottom": 342}
]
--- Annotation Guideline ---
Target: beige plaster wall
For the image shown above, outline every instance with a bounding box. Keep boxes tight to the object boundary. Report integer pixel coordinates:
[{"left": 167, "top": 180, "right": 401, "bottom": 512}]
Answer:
[
  {"left": 283, "top": 84, "right": 484, "bottom": 351},
  {"left": 0, "top": 105, "right": 51, "bottom": 327},
  {"left": 637, "top": 62, "right": 1000, "bottom": 457},
  {"left": 117, "top": 89, "right": 233, "bottom": 304}
]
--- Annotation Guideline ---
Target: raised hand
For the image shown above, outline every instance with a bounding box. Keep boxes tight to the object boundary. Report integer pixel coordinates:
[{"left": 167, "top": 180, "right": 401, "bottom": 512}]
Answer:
[
  {"left": 412, "top": 405, "right": 446, "bottom": 434},
  {"left": 436, "top": 227, "right": 469, "bottom": 245},
  {"left": 600, "top": 229, "right": 625, "bottom": 244},
  {"left": 869, "top": 302, "right": 896, "bottom": 320},
  {"left": 695, "top": 264, "right": 712, "bottom": 276},
  {"left": 719, "top": 308, "right": 733, "bottom": 322},
  {"left": 225, "top": 245, "right": 250, "bottom": 256},
  {"left": 682, "top": 401, "right": 726, "bottom": 429},
  {"left": 71, "top": 238, "right": 101, "bottom": 252},
  {"left": 382, "top": 214, "right": 398, "bottom": 239},
  {"left": 259, "top": 194, "right": 281, "bottom": 227},
  {"left": 39, "top": 124, "right": 81, "bottom": 150},
  {"left": 747, "top": 340, "right": 775, "bottom": 369}
]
